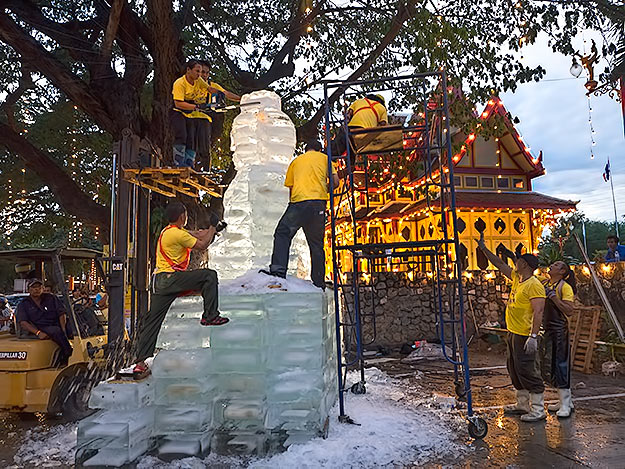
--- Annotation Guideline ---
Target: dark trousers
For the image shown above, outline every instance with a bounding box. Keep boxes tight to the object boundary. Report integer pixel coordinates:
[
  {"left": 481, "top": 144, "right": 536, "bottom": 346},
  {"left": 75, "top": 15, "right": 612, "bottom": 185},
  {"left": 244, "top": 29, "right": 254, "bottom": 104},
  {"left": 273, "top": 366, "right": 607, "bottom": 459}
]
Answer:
[
  {"left": 196, "top": 118, "right": 212, "bottom": 171},
  {"left": 170, "top": 111, "right": 200, "bottom": 167},
  {"left": 135, "top": 269, "right": 219, "bottom": 362},
  {"left": 331, "top": 126, "right": 359, "bottom": 167},
  {"left": 40, "top": 325, "right": 73, "bottom": 361},
  {"left": 541, "top": 328, "right": 571, "bottom": 389},
  {"left": 507, "top": 332, "right": 545, "bottom": 393},
  {"left": 270, "top": 200, "right": 326, "bottom": 288}
]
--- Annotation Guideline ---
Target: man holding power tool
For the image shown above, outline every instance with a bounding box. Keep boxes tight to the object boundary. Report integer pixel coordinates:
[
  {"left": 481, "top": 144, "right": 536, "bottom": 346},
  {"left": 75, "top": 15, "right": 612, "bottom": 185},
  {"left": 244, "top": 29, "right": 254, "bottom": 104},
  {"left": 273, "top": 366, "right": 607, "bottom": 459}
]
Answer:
[{"left": 133, "top": 201, "right": 229, "bottom": 378}]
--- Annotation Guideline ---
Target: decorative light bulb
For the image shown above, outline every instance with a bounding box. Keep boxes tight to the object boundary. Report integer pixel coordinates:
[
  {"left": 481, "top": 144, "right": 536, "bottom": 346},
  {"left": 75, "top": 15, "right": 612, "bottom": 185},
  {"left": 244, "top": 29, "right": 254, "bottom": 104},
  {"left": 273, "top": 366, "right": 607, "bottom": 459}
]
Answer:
[{"left": 570, "top": 58, "right": 583, "bottom": 78}]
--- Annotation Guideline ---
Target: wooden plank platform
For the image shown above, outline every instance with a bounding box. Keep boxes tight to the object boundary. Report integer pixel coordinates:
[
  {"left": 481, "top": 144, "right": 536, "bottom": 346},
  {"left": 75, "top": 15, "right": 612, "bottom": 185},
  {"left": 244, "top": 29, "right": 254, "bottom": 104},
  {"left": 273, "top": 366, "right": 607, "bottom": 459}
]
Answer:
[
  {"left": 123, "top": 168, "right": 223, "bottom": 199},
  {"left": 351, "top": 125, "right": 406, "bottom": 153}
]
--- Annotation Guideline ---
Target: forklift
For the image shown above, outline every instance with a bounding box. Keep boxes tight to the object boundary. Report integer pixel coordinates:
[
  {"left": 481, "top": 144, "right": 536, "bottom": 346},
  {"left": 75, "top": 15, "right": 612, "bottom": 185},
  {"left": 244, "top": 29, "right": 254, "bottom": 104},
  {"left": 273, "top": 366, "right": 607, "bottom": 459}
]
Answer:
[{"left": 0, "top": 248, "right": 110, "bottom": 420}]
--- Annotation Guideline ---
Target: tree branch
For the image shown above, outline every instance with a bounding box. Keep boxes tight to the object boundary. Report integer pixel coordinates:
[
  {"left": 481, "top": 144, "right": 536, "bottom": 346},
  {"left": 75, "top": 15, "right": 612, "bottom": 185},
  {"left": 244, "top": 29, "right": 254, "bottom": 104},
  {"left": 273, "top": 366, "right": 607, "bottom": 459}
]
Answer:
[
  {"left": 0, "top": 12, "right": 117, "bottom": 133},
  {"left": 0, "top": 121, "right": 110, "bottom": 229},
  {"left": 297, "top": 0, "right": 416, "bottom": 142},
  {"left": 100, "top": 0, "right": 124, "bottom": 62},
  {"left": 1, "top": 64, "right": 33, "bottom": 131}
]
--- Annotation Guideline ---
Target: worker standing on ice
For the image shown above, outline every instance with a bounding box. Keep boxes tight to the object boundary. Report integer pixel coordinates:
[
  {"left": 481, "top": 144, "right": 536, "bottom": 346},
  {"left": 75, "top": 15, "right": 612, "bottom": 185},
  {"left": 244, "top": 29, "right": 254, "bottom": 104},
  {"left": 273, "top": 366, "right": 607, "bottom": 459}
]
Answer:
[
  {"left": 476, "top": 231, "right": 547, "bottom": 422},
  {"left": 332, "top": 94, "right": 388, "bottom": 161},
  {"left": 133, "top": 201, "right": 229, "bottom": 378},
  {"left": 261, "top": 140, "right": 339, "bottom": 289}
]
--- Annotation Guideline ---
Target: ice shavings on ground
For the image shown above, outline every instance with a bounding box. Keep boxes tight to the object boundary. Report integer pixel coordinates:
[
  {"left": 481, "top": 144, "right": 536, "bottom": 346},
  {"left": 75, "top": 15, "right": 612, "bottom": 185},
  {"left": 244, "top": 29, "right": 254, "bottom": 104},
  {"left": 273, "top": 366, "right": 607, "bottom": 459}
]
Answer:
[
  {"left": 11, "top": 422, "right": 77, "bottom": 468},
  {"left": 11, "top": 368, "right": 467, "bottom": 468},
  {"left": 220, "top": 270, "right": 320, "bottom": 295},
  {"left": 138, "top": 367, "right": 466, "bottom": 469}
]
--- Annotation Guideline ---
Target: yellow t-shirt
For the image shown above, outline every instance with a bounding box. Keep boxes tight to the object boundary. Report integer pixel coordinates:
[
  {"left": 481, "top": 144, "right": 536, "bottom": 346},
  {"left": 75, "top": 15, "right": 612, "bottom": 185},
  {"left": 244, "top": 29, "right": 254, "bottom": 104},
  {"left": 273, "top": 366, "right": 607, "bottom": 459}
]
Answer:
[
  {"left": 505, "top": 270, "right": 546, "bottom": 336},
  {"left": 155, "top": 226, "right": 197, "bottom": 274},
  {"left": 285, "top": 150, "right": 336, "bottom": 203},
  {"left": 172, "top": 76, "right": 210, "bottom": 120},
  {"left": 196, "top": 81, "right": 226, "bottom": 105},
  {"left": 348, "top": 98, "right": 388, "bottom": 128},
  {"left": 547, "top": 280, "right": 575, "bottom": 302}
]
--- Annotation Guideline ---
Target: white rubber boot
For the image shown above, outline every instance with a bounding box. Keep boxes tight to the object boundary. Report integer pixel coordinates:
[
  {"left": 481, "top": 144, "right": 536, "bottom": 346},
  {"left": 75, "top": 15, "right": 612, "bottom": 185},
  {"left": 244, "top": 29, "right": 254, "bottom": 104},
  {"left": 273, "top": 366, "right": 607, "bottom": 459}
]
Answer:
[
  {"left": 520, "top": 393, "right": 547, "bottom": 422},
  {"left": 548, "top": 389, "right": 574, "bottom": 413},
  {"left": 504, "top": 389, "right": 530, "bottom": 415},
  {"left": 556, "top": 388, "right": 573, "bottom": 418}
]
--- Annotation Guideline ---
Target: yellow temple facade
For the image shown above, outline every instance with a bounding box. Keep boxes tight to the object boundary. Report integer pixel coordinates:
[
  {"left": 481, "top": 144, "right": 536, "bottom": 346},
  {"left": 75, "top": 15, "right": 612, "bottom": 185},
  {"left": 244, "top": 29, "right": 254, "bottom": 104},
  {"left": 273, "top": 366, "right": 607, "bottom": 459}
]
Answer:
[{"left": 327, "top": 97, "right": 577, "bottom": 273}]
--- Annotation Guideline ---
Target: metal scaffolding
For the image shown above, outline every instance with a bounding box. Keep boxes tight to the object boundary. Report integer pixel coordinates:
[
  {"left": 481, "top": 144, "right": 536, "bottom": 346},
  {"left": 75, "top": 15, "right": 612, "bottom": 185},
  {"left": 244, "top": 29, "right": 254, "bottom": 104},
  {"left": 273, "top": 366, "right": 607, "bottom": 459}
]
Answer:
[{"left": 323, "top": 71, "right": 488, "bottom": 439}]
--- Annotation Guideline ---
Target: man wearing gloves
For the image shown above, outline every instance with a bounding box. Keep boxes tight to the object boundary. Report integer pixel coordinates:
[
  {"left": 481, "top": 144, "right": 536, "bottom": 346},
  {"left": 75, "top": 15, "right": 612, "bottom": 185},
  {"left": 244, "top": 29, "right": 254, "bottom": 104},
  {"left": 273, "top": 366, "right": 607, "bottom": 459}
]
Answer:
[{"left": 476, "top": 231, "right": 547, "bottom": 422}]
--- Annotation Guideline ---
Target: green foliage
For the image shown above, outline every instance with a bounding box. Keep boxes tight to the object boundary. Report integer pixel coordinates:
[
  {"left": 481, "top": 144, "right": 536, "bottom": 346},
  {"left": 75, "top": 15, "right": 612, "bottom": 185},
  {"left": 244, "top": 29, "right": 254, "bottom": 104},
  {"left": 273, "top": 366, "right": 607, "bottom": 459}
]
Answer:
[{"left": 538, "top": 212, "right": 624, "bottom": 263}]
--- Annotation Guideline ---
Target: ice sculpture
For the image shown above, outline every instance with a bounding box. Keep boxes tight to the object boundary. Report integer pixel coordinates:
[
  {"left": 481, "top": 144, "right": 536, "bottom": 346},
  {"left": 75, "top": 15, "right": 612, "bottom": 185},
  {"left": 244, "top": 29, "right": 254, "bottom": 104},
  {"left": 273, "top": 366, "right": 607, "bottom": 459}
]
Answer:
[
  {"left": 77, "top": 281, "right": 337, "bottom": 466},
  {"left": 210, "top": 90, "right": 309, "bottom": 279}
]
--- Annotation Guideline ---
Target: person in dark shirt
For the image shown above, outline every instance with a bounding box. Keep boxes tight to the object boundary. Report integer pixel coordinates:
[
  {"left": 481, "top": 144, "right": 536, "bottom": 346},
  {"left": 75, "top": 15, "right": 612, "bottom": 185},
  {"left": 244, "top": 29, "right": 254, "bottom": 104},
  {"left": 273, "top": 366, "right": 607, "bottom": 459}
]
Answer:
[{"left": 16, "top": 278, "right": 73, "bottom": 365}]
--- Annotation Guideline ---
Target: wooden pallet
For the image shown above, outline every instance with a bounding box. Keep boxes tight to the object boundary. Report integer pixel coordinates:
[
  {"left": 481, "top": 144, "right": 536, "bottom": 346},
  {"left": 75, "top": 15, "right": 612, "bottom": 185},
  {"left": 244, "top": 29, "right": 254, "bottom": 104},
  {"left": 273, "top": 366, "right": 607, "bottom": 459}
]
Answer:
[
  {"left": 123, "top": 167, "right": 223, "bottom": 199},
  {"left": 570, "top": 305, "right": 602, "bottom": 373},
  {"left": 351, "top": 125, "right": 406, "bottom": 153}
]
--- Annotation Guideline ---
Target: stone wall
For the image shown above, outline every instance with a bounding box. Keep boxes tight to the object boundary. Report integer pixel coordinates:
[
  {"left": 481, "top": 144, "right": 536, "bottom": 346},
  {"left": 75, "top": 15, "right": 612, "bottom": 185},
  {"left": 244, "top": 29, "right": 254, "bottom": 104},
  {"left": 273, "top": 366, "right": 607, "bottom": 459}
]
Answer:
[{"left": 341, "top": 263, "right": 625, "bottom": 349}]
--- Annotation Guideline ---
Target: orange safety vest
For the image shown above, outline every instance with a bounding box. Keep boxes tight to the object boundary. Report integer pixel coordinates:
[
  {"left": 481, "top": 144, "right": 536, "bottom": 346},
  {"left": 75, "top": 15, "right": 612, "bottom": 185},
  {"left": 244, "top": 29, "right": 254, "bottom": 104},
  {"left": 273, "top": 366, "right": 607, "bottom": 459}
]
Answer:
[
  {"left": 156, "top": 225, "right": 191, "bottom": 271},
  {"left": 351, "top": 98, "right": 381, "bottom": 124}
]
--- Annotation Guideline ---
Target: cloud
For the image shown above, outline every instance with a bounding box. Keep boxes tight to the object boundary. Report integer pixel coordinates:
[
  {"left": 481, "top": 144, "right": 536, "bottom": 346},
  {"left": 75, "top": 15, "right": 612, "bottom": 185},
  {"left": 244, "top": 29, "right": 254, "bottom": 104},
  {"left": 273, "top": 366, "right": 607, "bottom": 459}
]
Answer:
[{"left": 501, "top": 36, "right": 624, "bottom": 221}]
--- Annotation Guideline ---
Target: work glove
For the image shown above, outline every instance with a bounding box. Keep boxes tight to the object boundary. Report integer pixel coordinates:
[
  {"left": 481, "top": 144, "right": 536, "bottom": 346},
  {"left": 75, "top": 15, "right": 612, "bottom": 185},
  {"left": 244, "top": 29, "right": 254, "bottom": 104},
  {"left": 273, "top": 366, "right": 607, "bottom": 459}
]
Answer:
[{"left": 524, "top": 336, "right": 538, "bottom": 354}]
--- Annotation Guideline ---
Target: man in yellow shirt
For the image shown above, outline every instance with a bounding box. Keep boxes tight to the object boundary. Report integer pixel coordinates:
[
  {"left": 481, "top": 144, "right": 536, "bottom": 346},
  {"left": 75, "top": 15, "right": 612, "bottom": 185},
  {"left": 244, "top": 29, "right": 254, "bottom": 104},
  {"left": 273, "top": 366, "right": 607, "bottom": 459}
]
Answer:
[
  {"left": 477, "top": 232, "right": 547, "bottom": 422},
  {"left": 133, "top": 201, "right": 229, "bottom": 377},
  {"left": 331, "top": 94, "right": 388, "bottom": 162},
  {"left": 195, "top": 61, "right": 241, "bottom": 171},
  {"left": 262, "top": 140, "right": 339, "bottom": 289},
  {"left": 171, "top": 59, "right": 224, "bottom": 168}
]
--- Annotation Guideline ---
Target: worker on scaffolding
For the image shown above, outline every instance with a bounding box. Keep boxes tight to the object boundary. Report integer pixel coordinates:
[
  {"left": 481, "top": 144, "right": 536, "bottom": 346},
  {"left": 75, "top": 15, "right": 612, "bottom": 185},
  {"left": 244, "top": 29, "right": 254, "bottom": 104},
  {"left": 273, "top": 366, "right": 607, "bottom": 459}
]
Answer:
[
  {"left": 261, "top": 140, "right": 339, "bottom": 289},
  {"left": 195, "top": 60, "right": 241, "bottom": 172},
  {"left": 331, "top": 94, "right": 388, "bottom": 166},
  {"left": 476, "top": 232, "right": 547, "bottom": 422},
  {"left": 171, "top": 59, "right": 224, "bottom": 168},
  {"left": 133, "top": 201, "right": 229, "bottom": 378}
]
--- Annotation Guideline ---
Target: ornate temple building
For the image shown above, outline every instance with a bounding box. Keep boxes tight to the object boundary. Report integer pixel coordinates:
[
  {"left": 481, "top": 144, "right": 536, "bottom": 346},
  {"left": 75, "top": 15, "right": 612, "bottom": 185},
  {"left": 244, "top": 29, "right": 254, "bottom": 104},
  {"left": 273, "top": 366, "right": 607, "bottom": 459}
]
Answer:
[{"left": 327, "top": 96, "right": 577, "bottom": 272}]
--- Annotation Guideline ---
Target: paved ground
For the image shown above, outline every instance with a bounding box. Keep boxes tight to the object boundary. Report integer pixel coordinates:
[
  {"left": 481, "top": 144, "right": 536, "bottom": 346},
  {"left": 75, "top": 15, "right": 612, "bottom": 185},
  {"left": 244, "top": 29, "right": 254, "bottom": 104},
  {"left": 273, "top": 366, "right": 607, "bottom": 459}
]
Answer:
[
  {"left": 2, "top": 340, "right": 624, "bottom": 468},
  {"left": 379, "top": 341, "right": 625, "bottom": 468}
]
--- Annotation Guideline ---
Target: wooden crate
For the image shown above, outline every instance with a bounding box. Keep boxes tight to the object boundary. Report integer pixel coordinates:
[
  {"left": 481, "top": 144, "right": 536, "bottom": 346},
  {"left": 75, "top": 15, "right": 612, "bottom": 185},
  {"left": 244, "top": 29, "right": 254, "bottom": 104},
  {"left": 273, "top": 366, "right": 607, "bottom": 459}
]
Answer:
[
  {"left": 569, "top": 305, "right": 602, "bottom": 373},
  {"left": 123, "top": 168, "right": 223, "bottom": 199}
]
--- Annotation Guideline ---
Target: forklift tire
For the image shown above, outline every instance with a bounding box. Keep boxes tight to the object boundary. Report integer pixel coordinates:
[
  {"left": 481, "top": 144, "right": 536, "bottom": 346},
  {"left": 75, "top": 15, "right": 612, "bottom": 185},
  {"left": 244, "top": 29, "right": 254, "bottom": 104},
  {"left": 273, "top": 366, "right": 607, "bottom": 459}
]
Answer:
[{"left": 60, "top": 375, "right": 94, "bottom": 421}]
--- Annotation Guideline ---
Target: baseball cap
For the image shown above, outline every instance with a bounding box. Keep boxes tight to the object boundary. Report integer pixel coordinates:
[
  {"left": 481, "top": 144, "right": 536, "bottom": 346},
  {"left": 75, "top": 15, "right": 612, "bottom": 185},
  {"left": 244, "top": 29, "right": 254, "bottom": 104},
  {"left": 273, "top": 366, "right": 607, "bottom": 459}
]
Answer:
[{"left": 28, "top": 278, "right": 44, "bottom": 288}]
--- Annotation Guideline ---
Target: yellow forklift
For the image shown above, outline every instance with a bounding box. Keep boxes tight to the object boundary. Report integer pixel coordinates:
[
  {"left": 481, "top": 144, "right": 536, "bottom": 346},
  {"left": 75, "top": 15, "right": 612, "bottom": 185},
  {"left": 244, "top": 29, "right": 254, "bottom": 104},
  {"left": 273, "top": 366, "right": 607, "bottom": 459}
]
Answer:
[{"left": 0, "top": 248, "right": 114, "bottom": 420}]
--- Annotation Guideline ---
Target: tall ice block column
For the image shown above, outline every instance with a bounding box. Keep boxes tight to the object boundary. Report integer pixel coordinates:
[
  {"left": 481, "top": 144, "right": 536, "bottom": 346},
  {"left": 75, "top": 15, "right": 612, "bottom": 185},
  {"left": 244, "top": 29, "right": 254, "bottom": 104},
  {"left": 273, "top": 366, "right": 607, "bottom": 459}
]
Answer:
[
  {"left": 209, "top": 90, "right": 309, "bottom": 279},
  {"left": 77, "top": 279, "right": 337, "bottom": 465}
]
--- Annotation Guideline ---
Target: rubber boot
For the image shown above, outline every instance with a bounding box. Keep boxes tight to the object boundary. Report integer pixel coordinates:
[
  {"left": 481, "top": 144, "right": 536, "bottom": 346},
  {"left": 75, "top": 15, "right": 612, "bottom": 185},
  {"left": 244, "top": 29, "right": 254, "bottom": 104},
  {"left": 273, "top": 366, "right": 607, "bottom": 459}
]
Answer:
[
  {"left": 503, "top": 389, "right": 530, "bottom": 415},
  {"left": 556, "top": 388, "right": 573, "bottom": 418},
  {"left": 173, "top": 144, "right": 186, "bottom": 167},
  {"left": 548, "top": 389, "right": 575, "bottom": 413},
  {"left": 183, "top": 148, "right": 196, "bottom": 168},
  {"left": 520, "top": 393, "right": 547, "bottom": 422}
]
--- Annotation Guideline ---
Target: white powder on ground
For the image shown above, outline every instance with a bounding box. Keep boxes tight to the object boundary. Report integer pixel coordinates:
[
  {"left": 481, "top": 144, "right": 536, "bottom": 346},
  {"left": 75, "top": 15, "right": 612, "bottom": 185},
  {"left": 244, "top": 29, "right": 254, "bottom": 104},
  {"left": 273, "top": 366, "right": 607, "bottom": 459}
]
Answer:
[
  {"left": 12, "top": 368, "right": 466, "bottom": 468},
  {"left": 220, "top": 271, "right": 321, "bottom": 295}
]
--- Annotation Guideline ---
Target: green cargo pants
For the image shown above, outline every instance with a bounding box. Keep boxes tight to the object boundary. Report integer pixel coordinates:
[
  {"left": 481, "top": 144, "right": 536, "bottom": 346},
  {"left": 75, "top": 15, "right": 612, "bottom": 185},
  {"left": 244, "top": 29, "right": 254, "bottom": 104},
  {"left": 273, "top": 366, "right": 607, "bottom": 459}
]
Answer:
[{"left": 135, "top": 269, "right": 218, "bottom": 362}]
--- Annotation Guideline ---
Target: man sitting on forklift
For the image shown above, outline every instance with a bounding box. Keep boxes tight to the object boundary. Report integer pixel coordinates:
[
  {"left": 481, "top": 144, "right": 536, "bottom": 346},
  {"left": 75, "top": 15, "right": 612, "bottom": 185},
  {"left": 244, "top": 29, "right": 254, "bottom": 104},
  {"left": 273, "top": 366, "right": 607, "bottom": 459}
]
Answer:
[
  {"left": 133, "top": 201, "right": 229, "bottom": 378},
  {"left": 16, "top": 278, "right": 73, "bottom": 366}
]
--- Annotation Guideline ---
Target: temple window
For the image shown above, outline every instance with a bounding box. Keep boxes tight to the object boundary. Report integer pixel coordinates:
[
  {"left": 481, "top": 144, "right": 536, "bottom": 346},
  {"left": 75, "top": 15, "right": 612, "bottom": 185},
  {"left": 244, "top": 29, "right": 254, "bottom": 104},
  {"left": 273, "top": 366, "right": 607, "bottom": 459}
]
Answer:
[
  {"left": 497, "top": 177, "right": 510, "bottom": 189},
  {"left": 480, "top": 177, "right": 494, "bottom": 188},
  {"left": 513, "top": 178, "right": 525, "bottom": 189},
  {"left": 465, "top": 176, "right": 478, "bottom": 187},
  {"left": 453, "top": 176, "right": 461, "bottom": 187}
]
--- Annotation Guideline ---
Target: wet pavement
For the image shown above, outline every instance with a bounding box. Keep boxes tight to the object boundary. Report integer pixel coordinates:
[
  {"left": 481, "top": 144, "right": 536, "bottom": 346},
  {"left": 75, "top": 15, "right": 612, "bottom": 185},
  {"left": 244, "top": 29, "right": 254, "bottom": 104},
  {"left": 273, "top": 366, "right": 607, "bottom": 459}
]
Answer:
[
  {"left": 381, "top": 342, "right": 625, "bottom": 468},
  {"left": 2, "top": 342, "right": 625, "bottom": 468}
]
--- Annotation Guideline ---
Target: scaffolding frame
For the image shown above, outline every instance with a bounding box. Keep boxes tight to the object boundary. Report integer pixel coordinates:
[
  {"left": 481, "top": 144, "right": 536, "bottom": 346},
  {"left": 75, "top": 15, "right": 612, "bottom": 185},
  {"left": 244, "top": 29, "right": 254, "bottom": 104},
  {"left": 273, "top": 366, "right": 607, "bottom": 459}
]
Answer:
[{"left": 323, "top": 71, "right": 488, "bottom": 438}]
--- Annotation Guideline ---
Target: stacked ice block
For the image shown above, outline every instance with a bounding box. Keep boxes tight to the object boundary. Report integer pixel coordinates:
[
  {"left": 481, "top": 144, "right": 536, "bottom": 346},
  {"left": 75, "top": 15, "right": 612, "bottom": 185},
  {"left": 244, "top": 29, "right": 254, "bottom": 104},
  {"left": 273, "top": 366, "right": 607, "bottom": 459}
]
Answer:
[{"left": 77, "top": 289, "right": 337, "bottom": 465}]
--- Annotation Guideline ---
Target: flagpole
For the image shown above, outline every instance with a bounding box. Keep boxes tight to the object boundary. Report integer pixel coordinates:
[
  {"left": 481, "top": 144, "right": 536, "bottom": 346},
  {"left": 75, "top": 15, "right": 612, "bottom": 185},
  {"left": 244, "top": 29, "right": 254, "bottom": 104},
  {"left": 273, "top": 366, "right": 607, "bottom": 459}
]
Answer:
[{"left": 609, "top": 159, "right": 619, "bottom": 238}]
